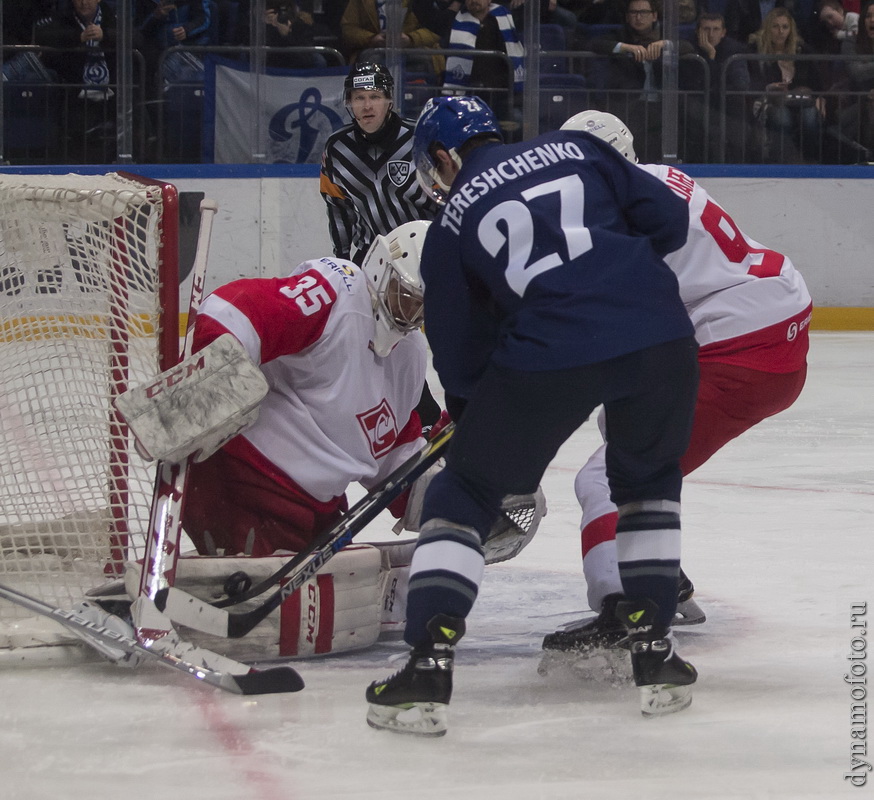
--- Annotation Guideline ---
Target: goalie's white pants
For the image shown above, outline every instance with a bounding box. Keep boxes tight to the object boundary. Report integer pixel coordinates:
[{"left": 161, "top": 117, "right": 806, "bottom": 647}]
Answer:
[{"left": 125, "top": 540, "right": 415, "bottom": 660}]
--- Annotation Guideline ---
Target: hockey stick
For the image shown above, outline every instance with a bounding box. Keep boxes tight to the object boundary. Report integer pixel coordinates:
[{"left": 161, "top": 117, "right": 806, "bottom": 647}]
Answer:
[
  {"left": 154, "top": 421, "right": 455, "bottom": 639},
  {"left": 135, "top": 199, "right": 216, "bottom": 612},
  {"left": 216, "top": 424, "right": 456, "bottom": 608},
  {"left": 116, "top": 199, "right": 300, "bottom": 688},
  {"left": 0, "top": 582, "right": 303, "bottom": 694}
]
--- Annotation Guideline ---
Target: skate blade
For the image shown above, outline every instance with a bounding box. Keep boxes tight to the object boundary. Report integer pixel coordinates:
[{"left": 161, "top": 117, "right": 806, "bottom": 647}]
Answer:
[
  {"left": 366, "top": 702, "right": 448, "bottom": 737},
  {"left": 639, "top": 683, "right": 693, "bottom": 717},
  {"left": 673, "top": 598, "right": 706, "bottom": 626}
]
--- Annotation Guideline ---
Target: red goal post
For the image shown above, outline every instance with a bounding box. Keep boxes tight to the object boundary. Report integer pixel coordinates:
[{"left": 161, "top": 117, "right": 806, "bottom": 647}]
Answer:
[{"left": 0, "top": 172, "right": 179, "bottom": 661}]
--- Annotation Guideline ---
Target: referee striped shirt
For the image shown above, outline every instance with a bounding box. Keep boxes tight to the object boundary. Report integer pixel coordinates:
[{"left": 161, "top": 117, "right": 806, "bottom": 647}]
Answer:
[{"left": 320, "top": 112, "right": 439, "bottom": 263}]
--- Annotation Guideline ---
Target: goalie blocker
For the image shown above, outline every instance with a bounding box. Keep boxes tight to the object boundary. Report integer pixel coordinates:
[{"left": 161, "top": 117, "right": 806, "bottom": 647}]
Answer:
[{"left": 114, "top": 333, "right": 269, "bottom": 464}]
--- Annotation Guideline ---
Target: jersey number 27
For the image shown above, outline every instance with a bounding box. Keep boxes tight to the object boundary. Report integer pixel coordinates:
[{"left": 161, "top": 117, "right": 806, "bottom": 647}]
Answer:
[{"left": 477, "top": 175, "right": 593, "bottom": 297}]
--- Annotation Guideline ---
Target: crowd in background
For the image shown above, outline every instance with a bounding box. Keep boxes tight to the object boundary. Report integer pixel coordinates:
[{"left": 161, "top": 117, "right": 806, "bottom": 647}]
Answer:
[{"left": 2, "top": 0, "right": 874, "bottom": 164}]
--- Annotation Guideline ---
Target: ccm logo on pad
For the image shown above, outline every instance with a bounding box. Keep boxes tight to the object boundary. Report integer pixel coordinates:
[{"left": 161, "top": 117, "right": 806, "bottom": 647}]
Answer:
[{"left": 145, "top": 355, "right": 206, "bottom": 398}]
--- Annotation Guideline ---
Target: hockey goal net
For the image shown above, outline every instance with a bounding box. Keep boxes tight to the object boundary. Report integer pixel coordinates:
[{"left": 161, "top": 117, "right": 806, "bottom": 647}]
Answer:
[{"left": 0, "top": 172, "right": 179, "bottom": 661}]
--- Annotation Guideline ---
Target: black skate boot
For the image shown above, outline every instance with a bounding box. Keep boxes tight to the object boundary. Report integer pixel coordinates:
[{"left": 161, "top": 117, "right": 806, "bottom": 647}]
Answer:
[
  {"left": 365, "top": 614, "right": 465, "bottom": 737},
  {"left": 615, "top": 598, "right": 697, "bottom": 717},
  {"left": 541, "top": 593, "right": 628, "bottom": 654}
]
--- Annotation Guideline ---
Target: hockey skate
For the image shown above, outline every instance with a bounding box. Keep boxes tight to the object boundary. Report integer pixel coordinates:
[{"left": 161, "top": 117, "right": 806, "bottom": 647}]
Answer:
[
  {"left": 538, "top": 594, "right": 632, "bottom": 682},
  {"left": 365, "top": 614, "right": 464, "bottom": 737},
  {"left": 615, "top": 598, "right": 697, "bottom": 717},
  {"left": 541, "top": 593, "right": 628, "bottom": 654},
  {"left": 540, "top": 568, "right": 705, "bottom": 659}
]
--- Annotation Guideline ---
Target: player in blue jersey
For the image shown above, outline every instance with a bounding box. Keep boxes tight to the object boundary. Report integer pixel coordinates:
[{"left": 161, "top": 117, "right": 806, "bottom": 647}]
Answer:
[{"left": 365, "top": 96, "right": 701, "bottom": 736}]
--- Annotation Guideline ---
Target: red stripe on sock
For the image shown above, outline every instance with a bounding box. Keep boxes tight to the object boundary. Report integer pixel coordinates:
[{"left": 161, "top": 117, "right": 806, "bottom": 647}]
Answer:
[{"left": 581, "top": 512, "right": 619, "bottom": 558}]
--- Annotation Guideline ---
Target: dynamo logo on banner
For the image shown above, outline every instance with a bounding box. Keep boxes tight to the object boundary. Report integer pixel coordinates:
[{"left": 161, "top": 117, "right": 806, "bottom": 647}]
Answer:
[
  {"left": 209, "top": 61, "right": 347, "bottom": 164},
  {"left": 268, "top": 87, "right": 345, "bottom": 164}
]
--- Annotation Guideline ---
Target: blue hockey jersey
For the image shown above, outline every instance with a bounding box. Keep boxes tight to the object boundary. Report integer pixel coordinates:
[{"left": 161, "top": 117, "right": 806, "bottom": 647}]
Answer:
[{"left": 420, "top": 129, "right": 694, "bottom": 399}]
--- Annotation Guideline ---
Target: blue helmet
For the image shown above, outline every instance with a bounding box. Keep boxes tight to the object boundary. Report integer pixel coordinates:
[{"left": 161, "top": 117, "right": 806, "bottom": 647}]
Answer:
[{"left": 412, "top": 95, "right": 501, "bottom": 203}]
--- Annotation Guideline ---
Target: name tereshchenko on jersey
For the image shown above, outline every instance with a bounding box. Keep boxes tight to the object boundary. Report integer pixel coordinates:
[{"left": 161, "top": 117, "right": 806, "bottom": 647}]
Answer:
[{"left": 440, "top": 141, "right": 586, "bottom": 234}]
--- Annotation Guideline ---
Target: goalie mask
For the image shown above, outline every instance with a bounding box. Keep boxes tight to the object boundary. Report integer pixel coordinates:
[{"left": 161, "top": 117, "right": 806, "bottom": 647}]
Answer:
[
  {"left": 361, "top": 221, "right": 430, "bottom": 357},
  {"left": 412, "top": 95, "right": 502, "bottom": 204},
  {"left": 561, "top": 110, "right": 638, "bottom": 163}
]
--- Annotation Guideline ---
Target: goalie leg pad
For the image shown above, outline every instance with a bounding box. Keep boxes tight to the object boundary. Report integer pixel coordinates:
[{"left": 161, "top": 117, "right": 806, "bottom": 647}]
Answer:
[
  {"left": 371, "top": 539, "right": 417, "bottom": 640},
  {"left": 278, "top": 546, "right": 382, "bottom": 657},
  {"left": 124, "top": 546, "right": 383, "bottom": 658}
]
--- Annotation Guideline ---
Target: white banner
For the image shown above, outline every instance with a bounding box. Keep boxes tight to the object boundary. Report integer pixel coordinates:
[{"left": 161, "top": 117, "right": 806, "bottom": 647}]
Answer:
[{"left": 206, "top": 61, "right": 348, "bottom": 164}]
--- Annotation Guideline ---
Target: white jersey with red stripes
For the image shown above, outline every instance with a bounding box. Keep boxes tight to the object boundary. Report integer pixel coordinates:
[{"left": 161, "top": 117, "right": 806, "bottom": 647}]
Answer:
[
  {"left": 640, "top": 164, "right": 812, "bottom": 372},
  {"left": 193, "top": 256, "right": 427, "bottom": 503}
]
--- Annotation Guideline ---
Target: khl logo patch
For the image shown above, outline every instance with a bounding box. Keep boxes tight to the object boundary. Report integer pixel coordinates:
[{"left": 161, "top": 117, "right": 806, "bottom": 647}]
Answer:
[{"left": 387, "top": 161, "right": 411, "bottom": 187}]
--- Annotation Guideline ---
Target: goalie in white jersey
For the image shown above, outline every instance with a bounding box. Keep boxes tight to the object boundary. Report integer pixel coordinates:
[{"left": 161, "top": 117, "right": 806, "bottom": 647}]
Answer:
[
  {"left": 180, "top": 223, "right": 430, "bottom": 559},
  {"left": 542, "top": 111, "right": 813, "bottom": 656}
]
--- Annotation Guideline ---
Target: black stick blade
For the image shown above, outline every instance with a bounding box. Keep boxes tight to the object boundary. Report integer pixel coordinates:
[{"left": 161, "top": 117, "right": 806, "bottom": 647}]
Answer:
[{"left": 230, "top": 665, "right": 305, "bottom": 695}]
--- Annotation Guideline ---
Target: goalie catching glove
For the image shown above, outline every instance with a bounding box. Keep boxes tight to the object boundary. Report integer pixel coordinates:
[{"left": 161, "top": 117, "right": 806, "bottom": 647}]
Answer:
[
  {"left": 393, "top": 461, "right": 547, "bottom": 564},
  {"left": 390, "top": 410, "right": 547, "bottom": 560},
  {"left": 484, "top": 487, "right": 547, "bottom": 564},
  {"left": 114, "top": 333, "right": 269, "bottom": 463}
]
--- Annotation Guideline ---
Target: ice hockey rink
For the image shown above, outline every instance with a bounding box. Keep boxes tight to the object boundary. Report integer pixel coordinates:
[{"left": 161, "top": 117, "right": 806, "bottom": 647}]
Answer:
[{"left": 1, "top": 330, "right": 871, "bottom": 800}]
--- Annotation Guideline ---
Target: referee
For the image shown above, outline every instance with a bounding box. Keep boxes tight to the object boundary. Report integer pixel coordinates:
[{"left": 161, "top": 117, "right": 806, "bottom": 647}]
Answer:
[{"left": 320, "top": 62, "right": 440, "bottom": 266}]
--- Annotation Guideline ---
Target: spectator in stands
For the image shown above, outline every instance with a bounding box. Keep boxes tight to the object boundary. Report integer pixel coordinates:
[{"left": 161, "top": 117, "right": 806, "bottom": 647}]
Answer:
[
  {"left": 749, "top": 6, "right": 825, "bottom": 161},
  {"left": 137, "top": 0, "right": 213, "bottom": 49},
  {"left": 340, "top": 0, "right": 440, "bottom": 65},
  {"left": 682, "top": 12, "right": 752, "bottom": 160},
  {"left": 587, "top": 0, "right": 694, "bottom": 160},
  {"left": 834, "top": 0, "right": 874, "bottom": 155},
  {"left": 262, "top": 1, "right": 327, "bottom": 66},
  {"left": 569, "top": 0, "right": 702, "bottom": 33},
  {"left": 34, "top": 0, "right": 132, "bottom": 163},
  {"left": 693, "top": 12, "right": 751, "bottom": 83},
  {"left": 412, "top": 0, "right": 462, "bottom": 44},
  {"left": 229, "top": 0, "right": 328, "bottom": 56},
  {"left": 724, "top": 0, "right": 797, "bottom": 44},
  {"left": 818, "top": 0, "right": 860, "bottom": 41},
  {"left": 135, "top": 0, "right": 213, "bottom": 85},
  {"left": 442, "top": 0, "right": 525, "bottom": 132},
  {"left": 804, "top": 0, "right": 857, "bottom": 144}
]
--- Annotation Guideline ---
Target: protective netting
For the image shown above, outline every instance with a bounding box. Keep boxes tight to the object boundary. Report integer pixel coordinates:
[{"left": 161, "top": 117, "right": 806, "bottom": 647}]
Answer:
[{"left": 0, "top": 173, "right": 176, "bottom": 647}]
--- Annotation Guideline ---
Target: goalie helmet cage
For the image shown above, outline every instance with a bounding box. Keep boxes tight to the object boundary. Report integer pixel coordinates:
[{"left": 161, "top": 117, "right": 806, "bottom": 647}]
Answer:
[{"left": 0, "top": 171, "right": 179, "bottom": 661}]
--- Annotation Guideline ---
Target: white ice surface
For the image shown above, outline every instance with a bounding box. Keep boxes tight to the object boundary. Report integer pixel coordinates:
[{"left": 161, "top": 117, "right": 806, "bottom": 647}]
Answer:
[{"left": 1, "top": 331, "right": 871, "bottom": 800}]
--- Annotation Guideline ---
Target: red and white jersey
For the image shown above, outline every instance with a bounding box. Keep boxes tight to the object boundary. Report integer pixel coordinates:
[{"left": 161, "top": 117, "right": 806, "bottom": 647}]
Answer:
[
  {"left": 193, "top": 257, "right": 427, "bottom": 503},
  {"left": 640, "top": 164, "right": 812, "bottom": 372}
]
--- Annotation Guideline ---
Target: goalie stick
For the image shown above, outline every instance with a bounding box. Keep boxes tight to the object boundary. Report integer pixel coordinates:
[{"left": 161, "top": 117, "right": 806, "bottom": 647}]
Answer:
[
  {"left": 135, "top": 198, "right": 217, "bottom": 609},
  {"left": 0, "top": 582, "right": 304, "bottom": 694},
  {"left": 154, "top": 422, "right": 456, "bottom": 639},
  {"left": 120, "top": 197, "right": 275, "bottom": 685}
]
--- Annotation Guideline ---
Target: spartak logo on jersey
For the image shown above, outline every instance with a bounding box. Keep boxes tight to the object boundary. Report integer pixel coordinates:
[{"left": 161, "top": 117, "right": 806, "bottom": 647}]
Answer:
[
  {"left": 387, "top": 161, "right": 411, "bottom": 187},
  {"left": 357, "top": 399, "right": 399, "bottom": 458}
]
